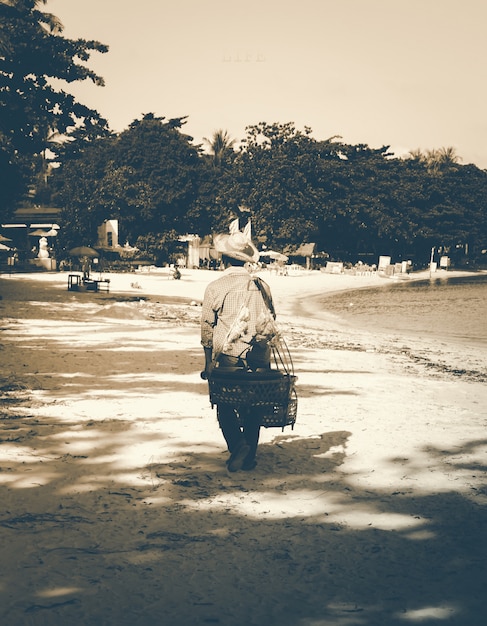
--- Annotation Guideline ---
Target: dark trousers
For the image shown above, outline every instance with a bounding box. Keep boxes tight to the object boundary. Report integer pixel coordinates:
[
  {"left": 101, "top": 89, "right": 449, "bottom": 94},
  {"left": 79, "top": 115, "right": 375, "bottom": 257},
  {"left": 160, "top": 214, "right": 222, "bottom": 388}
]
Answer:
[
  {"left": 216, "top": 354, "right": 267, "bottom": 461},
  {"left": 217, "top": 404, "right": 261, "bottom": 460}
]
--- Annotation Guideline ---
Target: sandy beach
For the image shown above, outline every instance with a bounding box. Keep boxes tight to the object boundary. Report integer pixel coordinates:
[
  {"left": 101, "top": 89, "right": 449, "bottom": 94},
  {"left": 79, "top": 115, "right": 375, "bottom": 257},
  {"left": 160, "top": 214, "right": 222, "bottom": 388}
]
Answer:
[{"left": 1, "top": 267, "right": 486, "bottom": 626}]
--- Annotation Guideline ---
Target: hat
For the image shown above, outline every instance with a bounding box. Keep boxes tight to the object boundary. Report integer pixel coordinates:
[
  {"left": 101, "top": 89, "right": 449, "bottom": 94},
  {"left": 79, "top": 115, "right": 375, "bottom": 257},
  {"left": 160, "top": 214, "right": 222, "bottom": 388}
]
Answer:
[{"left": 213, "top": 231, "right": 259, "bottom": 263}]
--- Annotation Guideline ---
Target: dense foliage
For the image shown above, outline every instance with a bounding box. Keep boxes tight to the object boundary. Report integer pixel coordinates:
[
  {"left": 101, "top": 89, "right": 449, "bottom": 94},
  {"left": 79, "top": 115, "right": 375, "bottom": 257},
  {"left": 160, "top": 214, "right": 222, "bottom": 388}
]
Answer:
[
  {"left": 52, "top": 114, "right": 205, "bottom": 252},
  {"left": 0, "top": 0, "right": 109, "bottom": 217},
  {"left": 51, "top": 118, "right": 487, "bottom": 265}
]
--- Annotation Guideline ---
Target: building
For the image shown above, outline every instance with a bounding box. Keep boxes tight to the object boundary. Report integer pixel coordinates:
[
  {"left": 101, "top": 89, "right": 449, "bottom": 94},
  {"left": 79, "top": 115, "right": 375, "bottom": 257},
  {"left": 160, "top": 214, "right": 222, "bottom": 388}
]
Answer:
[{"left": 1, "top": 206, "right": 62, "bottom": 269}]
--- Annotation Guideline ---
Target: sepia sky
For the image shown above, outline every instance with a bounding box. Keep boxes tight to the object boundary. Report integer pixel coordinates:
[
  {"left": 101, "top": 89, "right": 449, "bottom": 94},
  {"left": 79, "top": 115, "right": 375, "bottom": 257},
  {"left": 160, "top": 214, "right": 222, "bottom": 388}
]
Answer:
[{"left": 46, "top": 0, "right": 487, "bottom": 168}]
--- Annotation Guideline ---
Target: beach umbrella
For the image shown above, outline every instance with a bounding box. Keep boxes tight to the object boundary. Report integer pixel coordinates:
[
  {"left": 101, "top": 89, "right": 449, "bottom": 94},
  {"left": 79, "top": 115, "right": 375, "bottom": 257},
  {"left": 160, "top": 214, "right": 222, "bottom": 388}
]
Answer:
[
  {"left": 68, "top": 246, "right": 99, "bottom": 258},
  {"left": 0, "top": 233, "right": 12, "bottom": 242},
  {"left": 29, "top": 228, "right": 50, "bottom": 236},
  {"left": 0, "top": 242, "right": 11, "bottom": 251},
  {"left": 260, "top": 250, "right": 289, "bottom": 262}
]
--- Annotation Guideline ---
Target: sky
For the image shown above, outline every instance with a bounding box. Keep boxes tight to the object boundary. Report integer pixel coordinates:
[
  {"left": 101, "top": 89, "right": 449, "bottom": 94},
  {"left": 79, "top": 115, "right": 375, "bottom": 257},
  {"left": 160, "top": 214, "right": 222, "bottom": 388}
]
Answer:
[{"left": 46, "top": 0, "right": 487, "bottom": 168}]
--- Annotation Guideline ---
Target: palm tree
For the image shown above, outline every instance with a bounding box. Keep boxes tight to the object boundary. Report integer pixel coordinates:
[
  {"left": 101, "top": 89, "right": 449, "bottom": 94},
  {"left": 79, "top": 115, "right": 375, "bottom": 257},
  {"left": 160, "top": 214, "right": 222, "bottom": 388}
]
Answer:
[
  {"left": 437, "top": 146, "right": 461, "bottom": 166},
  {"left": 203, "top": 129, "right": 236, "bottom": 167},
  {"left": 409, "top": 147, "right": 461, "bottom": 175},
  {"left": 408, "top": 148, "right": 425, "bottom": 162}
]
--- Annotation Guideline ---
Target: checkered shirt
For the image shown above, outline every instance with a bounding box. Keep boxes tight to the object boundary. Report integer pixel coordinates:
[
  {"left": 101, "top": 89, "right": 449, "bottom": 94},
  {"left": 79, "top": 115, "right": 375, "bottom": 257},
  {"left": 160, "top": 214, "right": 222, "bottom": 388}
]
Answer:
[{"left": 201, "top": 267, "right": 275, "bottom": 359}]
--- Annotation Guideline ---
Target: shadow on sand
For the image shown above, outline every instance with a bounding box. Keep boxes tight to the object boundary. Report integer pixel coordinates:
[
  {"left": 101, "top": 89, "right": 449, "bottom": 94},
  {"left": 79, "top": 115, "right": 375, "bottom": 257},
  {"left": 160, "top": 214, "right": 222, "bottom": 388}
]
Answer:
[{"left": 1, "top": 277, "right": 486, "bottom": 625}]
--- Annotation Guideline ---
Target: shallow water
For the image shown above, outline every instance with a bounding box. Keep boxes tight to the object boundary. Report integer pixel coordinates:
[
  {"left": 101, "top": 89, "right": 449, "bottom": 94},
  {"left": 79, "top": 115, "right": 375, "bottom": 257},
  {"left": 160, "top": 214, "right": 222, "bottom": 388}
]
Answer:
[{"left": 318, "top": 273, "right": 487, "bottom": 349}]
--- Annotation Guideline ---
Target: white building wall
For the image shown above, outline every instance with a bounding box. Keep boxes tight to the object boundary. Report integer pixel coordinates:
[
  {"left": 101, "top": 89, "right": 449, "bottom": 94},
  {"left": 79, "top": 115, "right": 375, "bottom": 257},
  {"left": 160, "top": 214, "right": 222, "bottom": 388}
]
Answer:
[{"left": 97, "top": 219, "right": 119, "bottom": 248}]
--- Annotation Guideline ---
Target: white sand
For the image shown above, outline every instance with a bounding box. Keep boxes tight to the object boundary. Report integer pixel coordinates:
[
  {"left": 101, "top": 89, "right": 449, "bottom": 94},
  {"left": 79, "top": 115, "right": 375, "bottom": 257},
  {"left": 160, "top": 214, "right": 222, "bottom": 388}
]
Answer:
[{"left": 1, "top": 268, "right": 486, "bottom": 626}]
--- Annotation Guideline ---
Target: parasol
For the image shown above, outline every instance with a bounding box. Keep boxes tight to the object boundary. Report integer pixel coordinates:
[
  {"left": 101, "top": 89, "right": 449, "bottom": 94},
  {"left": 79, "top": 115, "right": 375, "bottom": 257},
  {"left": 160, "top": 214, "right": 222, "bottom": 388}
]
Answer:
[
  {"left": 68, "top": 246, "right": 99, "bottom": 258},
  {"left": 0, "top": 242, "right": 11, "bottom": 251},
  {"left": 259, "top": 250, "right": 289, "bottom": 262},
  {"left": 0, "top": 234, "right": 12, "bottom": 242}
]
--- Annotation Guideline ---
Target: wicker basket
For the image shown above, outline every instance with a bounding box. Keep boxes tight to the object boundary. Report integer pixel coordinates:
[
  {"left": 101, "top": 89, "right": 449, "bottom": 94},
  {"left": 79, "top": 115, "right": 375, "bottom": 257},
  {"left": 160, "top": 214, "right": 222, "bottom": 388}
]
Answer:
[{"left": 209, "top": 368, "right": 298, "bottom": 429}]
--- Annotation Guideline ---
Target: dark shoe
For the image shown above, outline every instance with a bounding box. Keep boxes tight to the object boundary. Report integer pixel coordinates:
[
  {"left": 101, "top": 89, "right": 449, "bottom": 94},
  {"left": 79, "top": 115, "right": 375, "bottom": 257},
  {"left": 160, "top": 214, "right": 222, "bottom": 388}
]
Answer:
[
  {"left": 227, "top": 442, "right": 251, "bottom": 472},
  {"left": 242, "top": 458, "right": 257, "bottom": 471}
]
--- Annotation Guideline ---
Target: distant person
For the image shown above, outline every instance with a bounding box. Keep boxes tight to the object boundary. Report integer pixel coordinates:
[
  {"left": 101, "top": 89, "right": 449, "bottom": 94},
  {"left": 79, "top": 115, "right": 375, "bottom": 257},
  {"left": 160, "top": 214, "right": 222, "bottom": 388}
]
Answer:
[
  {"left": 82, "top": 257, "right": 91, "bottom": 279},
  {"left": 169, "top": 265, "right": 181, "bottom": 280}
]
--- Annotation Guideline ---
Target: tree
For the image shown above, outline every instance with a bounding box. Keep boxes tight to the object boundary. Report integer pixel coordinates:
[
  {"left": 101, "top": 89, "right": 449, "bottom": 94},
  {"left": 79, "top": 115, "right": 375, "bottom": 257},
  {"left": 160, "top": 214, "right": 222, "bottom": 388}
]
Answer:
[
  {"left": 408, "top": 146, "right": 461, "bottom": 176},
  {"left": 216, "top": 122, "right": 346, "bottom": 249},
  {"left": 0, "top": 0, "right": 109, "bottom": 217},
  {"left": 52, "top": 111, "right": 487, "bottom": 266},
  {"left": 51, "top": 135, "right": 117, "bottom": 251},
  {"left": 52, "top": 114, "right": 205, "bottom": 248},
  {"left": 134, "top": 230, "right": 187, "bottom": 266},
  {"left": 203, "top": 129, "right": 236, "bottom": 167}
]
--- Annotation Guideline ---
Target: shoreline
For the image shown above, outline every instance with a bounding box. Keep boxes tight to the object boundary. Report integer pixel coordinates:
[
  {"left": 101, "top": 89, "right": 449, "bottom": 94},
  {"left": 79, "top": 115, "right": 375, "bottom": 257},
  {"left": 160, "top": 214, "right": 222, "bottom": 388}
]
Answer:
[
  {"left": 2, "top": 266, "right": 484, "bottom": 361},
  {"left": 1, "top": 265, "right": 481, "bottom": 305},
  {"left": 1, "top": 267, "right": 485, "bottom": 384}
]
